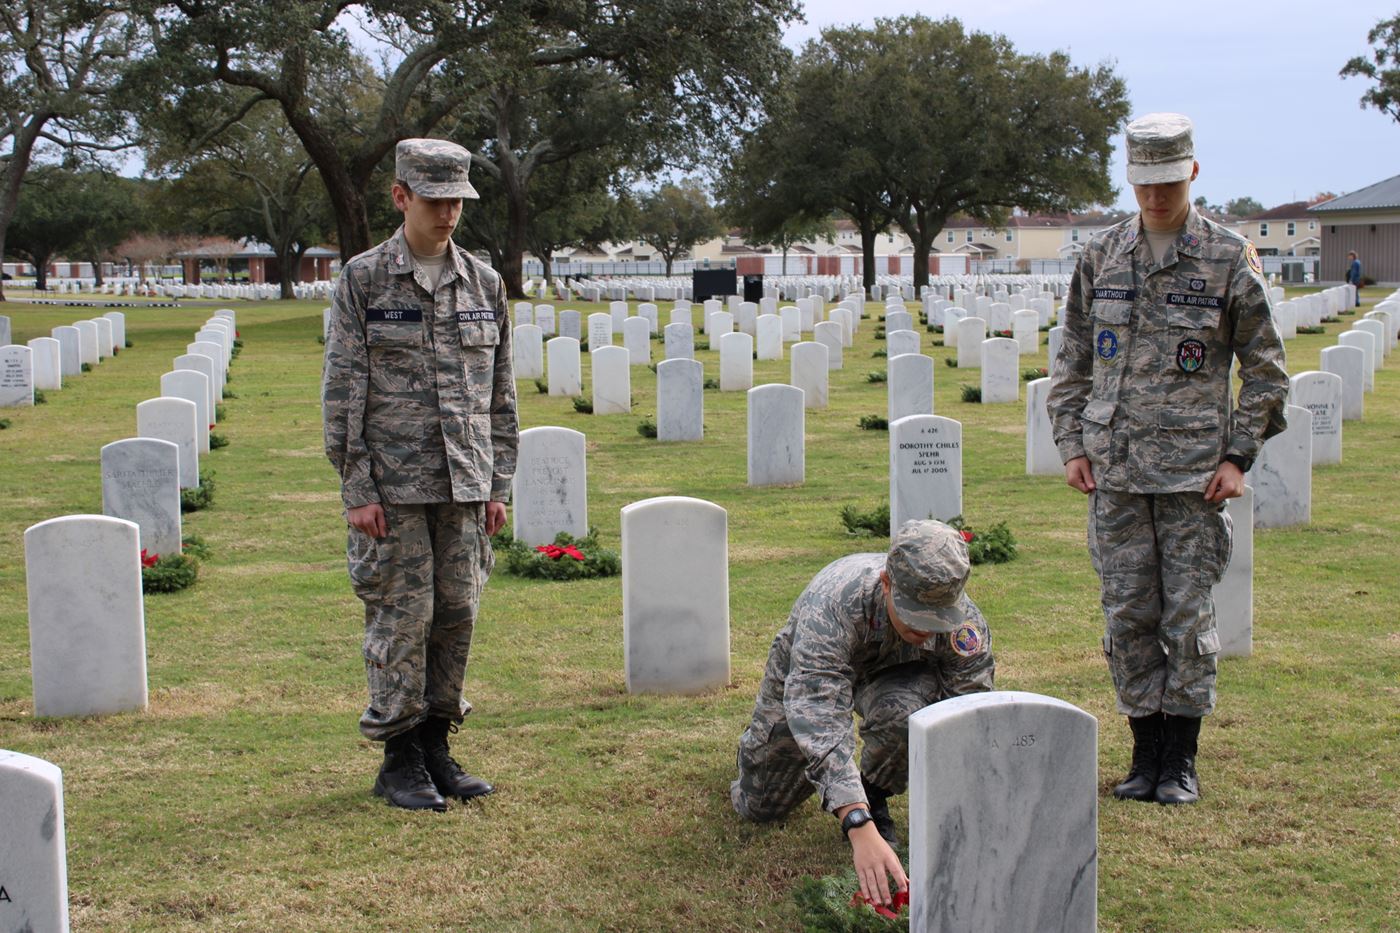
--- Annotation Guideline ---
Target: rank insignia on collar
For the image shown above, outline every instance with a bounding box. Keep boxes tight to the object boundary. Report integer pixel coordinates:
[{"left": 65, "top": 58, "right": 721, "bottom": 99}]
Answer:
[
  {"left": 1096, "top": 329, "right": 1119, "bottom": 361},
  {"left": 951, "top": 623, "right": 983, "bottom": 657},
  {"left": 1177, "top": 339, "right": 1206, "bottom": 373}
]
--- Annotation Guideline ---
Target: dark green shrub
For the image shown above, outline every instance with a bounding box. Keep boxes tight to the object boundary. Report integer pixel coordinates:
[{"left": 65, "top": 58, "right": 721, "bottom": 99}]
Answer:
[
  {"left": 181, "top": 471, "right": 216, "bottom": 512},
  {"left": 840, "top": 502, "right": 890, "bottom": 537},
  {"left": 142, "top": 552, "right": 199, "bottom": 594},
  {"left": 857, "top": 415, "right": 888, "bottom": 431}
]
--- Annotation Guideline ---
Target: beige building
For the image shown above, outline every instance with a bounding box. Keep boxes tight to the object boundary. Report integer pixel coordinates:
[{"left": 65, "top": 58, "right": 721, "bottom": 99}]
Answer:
[{"left": 1229, "top": 202, "right": 1320, "bottom": 256}]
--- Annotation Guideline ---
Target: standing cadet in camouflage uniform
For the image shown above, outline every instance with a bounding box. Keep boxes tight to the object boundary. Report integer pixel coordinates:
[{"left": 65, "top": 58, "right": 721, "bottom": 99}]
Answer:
[
  {"left": 1048, "top": 114, "right": 1287, "bottom": 806},
  {"left": 323, "top": 138, "right": 518, "bottom": 812},
  {"left": 731, "top": 520, "right": 995, "bottom": 908}
]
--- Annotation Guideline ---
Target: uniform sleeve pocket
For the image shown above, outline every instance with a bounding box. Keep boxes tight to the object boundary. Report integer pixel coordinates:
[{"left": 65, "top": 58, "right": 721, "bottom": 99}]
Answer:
[{"left": 1195, "top": 629, "right": 1220, "bottom": 657}]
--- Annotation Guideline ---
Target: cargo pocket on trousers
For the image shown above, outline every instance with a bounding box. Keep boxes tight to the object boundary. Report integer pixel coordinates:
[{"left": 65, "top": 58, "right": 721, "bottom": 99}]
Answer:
[
  {"left": 346, "top": 532, "right": 381, "bottom": 597},
  {"left": 362, "top": 631, "right": 394, "bottom": 715},
  {"left": 1194, "top": 629, "right": 1220, "bottom": 659}
]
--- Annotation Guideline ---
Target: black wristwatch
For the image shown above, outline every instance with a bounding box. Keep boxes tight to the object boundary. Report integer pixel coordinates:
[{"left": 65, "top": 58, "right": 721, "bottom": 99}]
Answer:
[{"left": 841, "top": 808, "right": 873, "bottom": 837}]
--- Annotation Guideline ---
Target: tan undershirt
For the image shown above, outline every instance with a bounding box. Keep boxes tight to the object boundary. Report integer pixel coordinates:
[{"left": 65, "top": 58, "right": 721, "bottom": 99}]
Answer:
[
  {"left": 411, "top": 247, "right": 449, "bottom": 293},
  {"left": 1145, "top": 226, "right": 1183, "bottom": 266}
]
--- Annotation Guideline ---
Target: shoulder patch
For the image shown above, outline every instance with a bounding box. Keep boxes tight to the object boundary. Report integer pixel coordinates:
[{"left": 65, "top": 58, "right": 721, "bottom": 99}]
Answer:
[
  {"left": 1245, "top": 242, "right": 1263, "bottom": 277},
  {"left": 950, "top": 622, "right": 984, "bottom": 657}
]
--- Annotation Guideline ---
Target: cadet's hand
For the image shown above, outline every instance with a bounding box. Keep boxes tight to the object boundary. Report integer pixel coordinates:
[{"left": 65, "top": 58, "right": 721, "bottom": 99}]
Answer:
[
  {"left": 1205, "top": 461, "right": 1245, "bottom": 503},
  {"left": 485, "top": 501, "right": 507, "bottom": 536},
  {"left": 1064, "top": 456, "right": 1096, "bottom": 494},
  {"left": 347, "top": 503, "right": 387, "bottom": 539},
  {"left": 849, "top": 824, "right": 908, "bottom": 908}
]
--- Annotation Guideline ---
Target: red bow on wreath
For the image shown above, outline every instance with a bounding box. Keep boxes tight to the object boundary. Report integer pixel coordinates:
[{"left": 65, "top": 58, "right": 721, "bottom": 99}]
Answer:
[
  {"left": 960, "top": 529, "right": 975, "bottom": 543},
  {"left": 139, "top": 549, "right": 159, "bottom": 568},
  {"left": 850, "top": 888, "right": 910, "bottom": 919},
  {"left": 535, "top": 544, "right": 585, "bottom": 561}
]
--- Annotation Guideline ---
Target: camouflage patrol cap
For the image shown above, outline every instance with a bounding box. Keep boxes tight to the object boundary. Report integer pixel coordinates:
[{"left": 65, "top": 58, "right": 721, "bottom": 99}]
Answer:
[
  {"left": 885, "top": 520, "right": 969, "bottom": 634},
  {"left": 1125, "top": 113, "right": 1195, "bottom": 186},
  {"left": 395, "top": 138, "right": 479, "bottom": 200}
]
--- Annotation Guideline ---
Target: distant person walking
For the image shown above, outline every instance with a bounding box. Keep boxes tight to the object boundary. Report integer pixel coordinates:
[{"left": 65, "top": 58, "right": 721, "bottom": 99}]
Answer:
[
  {"left": 323, "top": 139, "right": 518, "bottom": 812},
  {"left": 1048, "top": 113, "right": 1288, "bottom": 806},
  {"left": 1347, "top": 250, "right": 1363, "bottom": 306}
]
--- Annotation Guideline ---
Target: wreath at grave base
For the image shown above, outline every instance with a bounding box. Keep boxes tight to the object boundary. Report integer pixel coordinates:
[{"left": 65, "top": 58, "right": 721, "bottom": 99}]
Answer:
[
  {"left": 142, "top": 550, "right": 199, "bottom": 593},
  {"left": 793, "top": 865, "right": 910, "bottom": 931},
  {"left": 838, "top": 507, "right": 1018, "bottom": 565},
  {"left": 496, "top": 528, "right": 620, "bottom": 580}
]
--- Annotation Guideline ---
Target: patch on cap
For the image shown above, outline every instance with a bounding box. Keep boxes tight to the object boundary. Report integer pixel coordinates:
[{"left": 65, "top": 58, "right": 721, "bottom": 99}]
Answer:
[
  {"left": 395, "top": 138, "right": 480, "bottom": 200},
  {"left": 1125, "top": 112, "right": 1194, "bottom": 186}
]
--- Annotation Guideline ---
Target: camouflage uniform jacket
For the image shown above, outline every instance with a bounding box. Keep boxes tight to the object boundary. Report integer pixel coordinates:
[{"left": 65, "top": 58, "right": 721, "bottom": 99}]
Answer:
[
  {"left": 758, "top": 554, "right": 995, "bottom": 812},
  {"left": 323, "top": 226, "right": 518, "bottom": 508},
  {"left": 1048, "top": 208, "right": 1288, "bottom": 493}
]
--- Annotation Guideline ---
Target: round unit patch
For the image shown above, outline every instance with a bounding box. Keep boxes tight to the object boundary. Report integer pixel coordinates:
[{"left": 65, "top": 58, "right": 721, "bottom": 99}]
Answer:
[
  {"left": 1245, "top": 241, "right": 1263, "bottom": 276},
  {"left": 1095, "top": 329, "right": 1119, "bottom": 361},
  {"left": 951, "top": 623, "right": 983, "bottom": 657},
  {"left": 1176, "top": 339, "right": 1206, "bottom": 373}
]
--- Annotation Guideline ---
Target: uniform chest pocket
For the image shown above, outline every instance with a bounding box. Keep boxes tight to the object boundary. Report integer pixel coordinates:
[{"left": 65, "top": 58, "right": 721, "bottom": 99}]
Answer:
[
  {"left": 1091, "top": 301, "right": 1132, "bottom": 326},
  {"left": 458, "top": 319, "right": 500, "bottom": 348},
  {"left": 1166, "top": 303, "right": 1222, "bottom": 332},
  {"left": 365, "top": 321, "right": 423, "bottom": 347}
]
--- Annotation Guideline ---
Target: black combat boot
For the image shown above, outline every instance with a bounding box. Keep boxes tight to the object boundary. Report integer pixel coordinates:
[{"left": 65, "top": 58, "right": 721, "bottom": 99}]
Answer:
[
  {"left": 419, "top": 717, "right": 494, "bottom": 801},
  {"left": 1112, "top": 713, "right": 1164, "bottom": 802},
  {"left": 861, "top": 774, "right": 898, "bottom": 846},
  {"left": 1155, "top": 714, "right": 1202, "bottom": 805},
  {"left": 373, "top": 730, "right": 448, "bottom": 812}
]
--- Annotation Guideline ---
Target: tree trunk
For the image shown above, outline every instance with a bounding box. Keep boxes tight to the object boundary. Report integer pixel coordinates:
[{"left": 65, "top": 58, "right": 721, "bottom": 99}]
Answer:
[
  {"left": 277, "top": 241, "right": 297, "bottom": 300},
  {"left": 539, "top": 248, "right": 552, "bottom": 286},
  {"left": 860, "top": 224, "right": 878, "bottom": 294},
  {"left": 32, "top": 252, "right": 52, "bottom": 291},
  {"left": 90, "top": 255, "right": 105, "bottom": 287},
  {"left": 0, "top": 117, "right": 50, "bottom": 302},
  {"left": 501, "top": 184, "right": 528, "bottom": 300}
]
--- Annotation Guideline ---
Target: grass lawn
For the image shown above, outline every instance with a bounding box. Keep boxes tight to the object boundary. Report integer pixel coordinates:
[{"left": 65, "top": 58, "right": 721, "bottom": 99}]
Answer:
[{"left": 1, "top": 288, "right": 1397, "bottom": 931}]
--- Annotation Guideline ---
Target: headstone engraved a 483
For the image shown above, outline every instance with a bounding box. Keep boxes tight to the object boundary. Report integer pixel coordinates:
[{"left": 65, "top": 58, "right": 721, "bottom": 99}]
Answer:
[
  {"left": 0, "top": 750, "right": 71, "bottom": 932},
  {"left": 909, "top": 691, "right": 1097, "bottom": 933}
]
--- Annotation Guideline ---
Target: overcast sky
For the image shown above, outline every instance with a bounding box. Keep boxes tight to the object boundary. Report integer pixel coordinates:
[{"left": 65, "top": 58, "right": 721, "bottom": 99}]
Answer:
[{"left": 784, "top": 0, "right": 1399, "bottom": 212}]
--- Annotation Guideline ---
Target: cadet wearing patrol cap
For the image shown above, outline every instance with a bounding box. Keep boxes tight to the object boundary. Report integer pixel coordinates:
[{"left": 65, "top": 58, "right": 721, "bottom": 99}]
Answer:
[
  {"left": 730, "top": 519, "right": 995, "bottom": 909},
  {"left": 1048, "top": 113, "right": 1288, "bottom": 806},
  {"left": 323, "top": 137, "right": 517, "bottom": 812}
]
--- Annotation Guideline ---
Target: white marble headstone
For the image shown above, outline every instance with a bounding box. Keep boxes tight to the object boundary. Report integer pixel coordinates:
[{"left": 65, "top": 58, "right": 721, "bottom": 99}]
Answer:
[
  {"left": 623, "top": 316, "right": 651, "bottom": 366},
  {"left": 1246, "top": 404, "right": 1311, "bottom": 529},
  {"left": 547, "top": 337, "right": 582, "bottom": 397},
  {"left": 136, "top": 397, "right": 199, "bottom": 488},
  {"left": 1337, "top": 331, "right": 1375, "bottom": 391},
  {"left": 0, "top": 313, "right": 9, "bottom": 346},
  {"left": 1012, "top": 309, "right": 1039, "bottom": 355},
  {"left": 27, "top": 337, "right": 62, "bottom": 391},
  {"left": 1319, "top": 345, "right": 1364, "bottom": 421},
  {"left": 587, "top": 312, "right": 613, "bottom": 349},
  {"left": 756, "top": 314, "right": 783, "bottom": 360},
  {"left": 609, "top": 300, "right": 629, "bottom": 332},
  {"left": 174, "top": 353, "right": 218, "bottom": 416},
  {"left": 909, "top": 691, "right": 1096, "bottom": 933},
  {"left": 637, "top": 302, "right": 658, "bottom": 334},
  {"left": 161, "top": 369, "right": 212, "bottom": 453},
  {"left": 512, "top": 426, "right": 588, "bottom": 546},
  {"left": 980, "top": 337, "right": 1019, "bottom": 404},
  {"left": 888, "top": 353, "right": 934, "bottom": 423},
  {"left": 886, "top": 329, "right": 921, "bottom": 359},
  {"left": 779, "top": 306, "right": 801, "bottom": 343},
  {"left": 1354, "top": 318, "right": 1388, "bottom": 363},
  {"left": 0, "top": 750, "right": 70, "bottom": 932},
  {"left": 101, "top": 437, "right": 182, "bottom": 559},
  {"left": 664, "top": 322, "right": 694, "bottom": 361},
  {"left": 24, "top": 515, "right": 148, "bottom": 717},
  {"left": 890, "top": 415, "right": 962, "bottom": 532},
  {"left": 886, "top": 310, "right": 914, "bottom": 333},
  {"left": 621, "top": 497, "right": 730, "bottom": 694},
  {"left": 73, "top": 320, "right": 99, "bottom": 366},
  {"left": 830, "top": 307, "right": 854, "bottom": 347},
  {"left": 50, "top": 326, "right": 81, "bottom": 377},
  {"left": 790, "top": 341, "right": 829, "bottom": 409},
  {"left": 513, "top": 324, "right": 545, "bottom": 380},
  {"left": 91, "top": 317, "right": 115, "bottom": 358},
  {"left": 719, "top": 331, "right": 754, "bottom": 391},
  {"left": 956, "top": 317, "right": 986, "bottom": 369},
  {"left": 0, "top": 344, "right": 34, "bottom": 407},
  {"left": 747, "top": 384, "right": 804, "bottom": 486},
  {"left": 1288, "top": 371, "right": 1342, "bottom": 465},
  {"left": 1213, "top": 486, "right": 1253, "bottom": 658},
  {"left": 591, "top": 345, "right": 631, "bottom": 415},
  {"left": 656, "top": 358, "right": 704, "bottom": 441},
  {"left": 534, "top": 304, "right": 557, "bottom": 336},
  {"left": 943, "top": 308, "right": 965, "bottom": 349},
  {"left": 1025, "top": 377, "right": 1061, "bottom": 476},
  {"left": 559, "top": 309, "right": 581, "bottom": 342},
  {"left": 813, "top": 320, "right": 843, "bottom": 370}
]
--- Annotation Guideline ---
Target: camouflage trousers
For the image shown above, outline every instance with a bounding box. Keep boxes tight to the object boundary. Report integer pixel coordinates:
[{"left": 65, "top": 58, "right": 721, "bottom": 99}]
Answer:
[
  {"left": 730, "top": 662, "right": 945, "bottom": 822},
  {"left": 1088, "top": 490, "right": 1231, "bottom": 718},
  {"left": 347, "top": 501, "right": 494, "bottom": 741}
]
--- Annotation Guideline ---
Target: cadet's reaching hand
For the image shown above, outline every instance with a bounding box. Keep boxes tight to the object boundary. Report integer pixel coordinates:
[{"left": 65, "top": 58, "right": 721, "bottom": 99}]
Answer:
[
  {"left": 348, "top": 503, "right": 387, "bottom": 539},
  {"left": 1204, "top": 460, "right": 1244, "bottom": 503}
]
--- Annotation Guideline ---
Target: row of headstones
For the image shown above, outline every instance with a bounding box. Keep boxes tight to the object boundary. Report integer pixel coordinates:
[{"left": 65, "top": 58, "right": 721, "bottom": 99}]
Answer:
[
  {"left": 2, "top": 313, "right": 245, "bottom": 931},
  {"left": 0, "top": 311, "right": 129, "bottom": 407}
]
